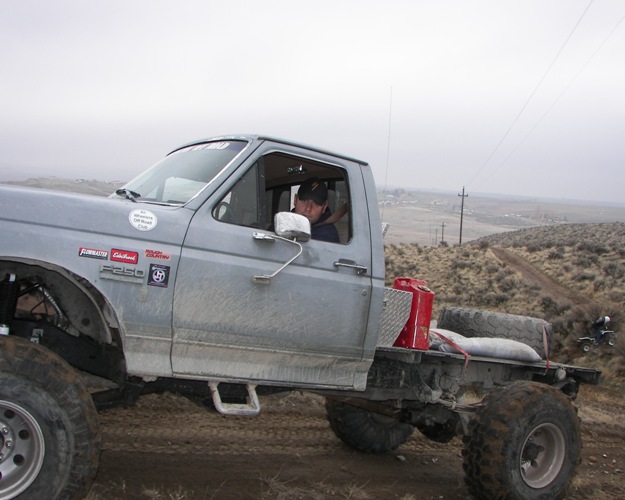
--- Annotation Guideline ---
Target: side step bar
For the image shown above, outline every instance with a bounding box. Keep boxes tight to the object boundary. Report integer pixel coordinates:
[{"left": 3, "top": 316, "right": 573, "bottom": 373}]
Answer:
[{"left": 208, "top": 382, "right": 261, "bottom": 416}]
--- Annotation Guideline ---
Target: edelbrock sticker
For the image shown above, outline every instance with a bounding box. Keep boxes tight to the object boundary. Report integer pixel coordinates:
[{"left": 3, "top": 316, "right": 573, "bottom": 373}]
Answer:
[
  {"left": 111, "top": 249, "right": 139, "bottom": 264},
  {"left": 129, "top": 209, "right": 158, "bottom": 231}
]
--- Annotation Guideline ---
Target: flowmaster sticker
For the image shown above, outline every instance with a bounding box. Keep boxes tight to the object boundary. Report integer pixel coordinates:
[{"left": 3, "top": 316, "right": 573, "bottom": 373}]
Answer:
[
  {"left": 129, "top": 209, "right": 158, "bottom": 231},
  {"left": 79, "top": 247, "right": 109, "bottom": 260},
  {"left": 148, "top": 264, "right": 170, "bottom": 288}
]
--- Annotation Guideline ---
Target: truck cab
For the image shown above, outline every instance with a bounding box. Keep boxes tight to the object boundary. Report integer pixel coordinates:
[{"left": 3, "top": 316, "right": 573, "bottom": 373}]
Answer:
[
  {"left": 163, "top": 136, "right": 385, "bottom": 390},
  {"left": 0, "top": 135, "right": 386, "bottom": 391}
]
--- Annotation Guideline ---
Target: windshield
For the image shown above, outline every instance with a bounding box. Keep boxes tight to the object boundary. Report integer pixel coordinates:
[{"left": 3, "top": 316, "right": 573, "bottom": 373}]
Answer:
[{"left": 115, "top": 140, "right": 249, "bottom": 205}]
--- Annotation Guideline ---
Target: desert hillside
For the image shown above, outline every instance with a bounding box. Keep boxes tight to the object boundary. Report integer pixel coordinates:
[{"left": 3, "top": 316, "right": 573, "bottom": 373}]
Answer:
[{"left": 385, "top": 222, "right": 625, "bottom": 385}]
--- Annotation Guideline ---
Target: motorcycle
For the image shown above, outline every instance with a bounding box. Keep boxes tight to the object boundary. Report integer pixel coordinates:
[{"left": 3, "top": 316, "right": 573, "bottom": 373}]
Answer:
[{"left": 577, "top": 330, "right": 617, "bottom": 353}]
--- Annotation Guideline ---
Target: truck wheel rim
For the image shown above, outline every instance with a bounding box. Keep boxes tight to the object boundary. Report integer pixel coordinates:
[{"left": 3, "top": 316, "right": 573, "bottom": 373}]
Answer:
[
  {"left": 519, "top": 422, "right": 566, "bottom": 489},
  {"left": 0, "top": 400, "right": 45, "bottom": 498}
]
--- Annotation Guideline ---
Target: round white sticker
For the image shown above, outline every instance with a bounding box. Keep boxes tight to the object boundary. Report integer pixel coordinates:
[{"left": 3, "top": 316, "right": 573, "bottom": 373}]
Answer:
[{"left": 129, "top": 209, "right": 158, "bottom": 231}]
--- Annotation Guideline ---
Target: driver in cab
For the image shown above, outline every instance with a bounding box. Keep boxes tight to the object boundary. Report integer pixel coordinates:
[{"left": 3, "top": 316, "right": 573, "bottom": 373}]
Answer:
[{"left": 292, "top": 178, "right": 340, "bottom": 243}]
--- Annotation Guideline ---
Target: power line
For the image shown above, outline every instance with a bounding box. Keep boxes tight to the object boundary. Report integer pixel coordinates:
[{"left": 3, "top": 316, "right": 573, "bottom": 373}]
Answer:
[
  {"left": 465, "top": 0, "right": 596, "bottom": 189},
  {"left": 474, "top": 8, "right": 625, "bottom": 188}
]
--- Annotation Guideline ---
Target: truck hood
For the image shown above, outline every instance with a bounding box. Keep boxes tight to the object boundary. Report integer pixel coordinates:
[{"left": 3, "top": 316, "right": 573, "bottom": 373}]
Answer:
[{"left": 0, "top": 184, "right": 194, "bottom": 246}]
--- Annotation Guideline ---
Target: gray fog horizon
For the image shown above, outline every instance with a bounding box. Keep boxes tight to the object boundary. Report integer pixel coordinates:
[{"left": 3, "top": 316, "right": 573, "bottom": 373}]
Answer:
[{"left": 1, "top": 1, "right": 624, "bottom": 205}]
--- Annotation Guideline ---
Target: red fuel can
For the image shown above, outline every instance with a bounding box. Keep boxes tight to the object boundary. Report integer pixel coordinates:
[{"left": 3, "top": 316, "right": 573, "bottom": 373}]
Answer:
[{"left": 392, "top": 277, "right": 435, "bottom": 350}]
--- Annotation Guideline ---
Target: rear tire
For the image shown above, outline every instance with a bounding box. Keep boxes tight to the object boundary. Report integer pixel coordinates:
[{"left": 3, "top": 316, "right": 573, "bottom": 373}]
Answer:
[
  {"left": 438, "top": 307, "right": 551, "bottom": 359},
  {"left": 580, "top": 341, "right": 592, "bottom": 353},
  {"left": 0, "top": 336, "right": 100, "bottom": 499},
  {"left": 325, "top": 399, "right": 413, "bottom": 453},
  {"left": 463, "top": 381, "right": 580, "bottom": 499}
]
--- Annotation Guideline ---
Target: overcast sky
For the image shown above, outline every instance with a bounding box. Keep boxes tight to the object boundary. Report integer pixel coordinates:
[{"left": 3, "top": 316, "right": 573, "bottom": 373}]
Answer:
[{"left": 1, "top": 1, "right": 624, "bottom": 204}]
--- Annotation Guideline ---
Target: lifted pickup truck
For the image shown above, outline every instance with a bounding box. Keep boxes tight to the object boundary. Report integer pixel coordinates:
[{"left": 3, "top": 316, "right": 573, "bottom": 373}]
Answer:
[{"left": 0, "top": 135, "right": 600, "bottom": 499}]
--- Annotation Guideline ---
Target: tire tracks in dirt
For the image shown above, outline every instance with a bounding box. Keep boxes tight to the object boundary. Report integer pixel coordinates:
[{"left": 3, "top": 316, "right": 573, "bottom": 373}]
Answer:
[
  {"left": 490, "top": 246, "right": 589, "bottom": 306},
  {"left": 92, "top": 387, "right": 625, "bottom": 500}
]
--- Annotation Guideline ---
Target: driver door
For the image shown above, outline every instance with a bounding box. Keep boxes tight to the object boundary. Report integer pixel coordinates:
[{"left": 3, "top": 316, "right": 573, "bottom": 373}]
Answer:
[{"left": 170, "top": 145, "right": 374, "bottom": 390}]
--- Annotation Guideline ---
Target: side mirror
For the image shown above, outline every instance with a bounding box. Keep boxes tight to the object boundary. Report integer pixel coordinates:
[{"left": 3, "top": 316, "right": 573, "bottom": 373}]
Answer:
[
  {"left": 251, "top": 212, "right": 310, "bottom": 285},
  {"left": 274, "top": 212, "right": 311, "bottom": 242}
]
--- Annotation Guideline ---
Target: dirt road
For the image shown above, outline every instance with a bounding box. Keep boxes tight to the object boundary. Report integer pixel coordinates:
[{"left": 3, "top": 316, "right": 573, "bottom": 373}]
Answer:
[
  {"left": 89, "top": 384, "right": 625, "bottom": 499},
  {"left": 490, "top": 247, "right": 588, "bottom": 306}
]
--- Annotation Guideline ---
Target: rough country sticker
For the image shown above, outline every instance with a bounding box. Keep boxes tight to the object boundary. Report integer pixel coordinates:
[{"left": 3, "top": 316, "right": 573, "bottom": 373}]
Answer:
[
  {"left": 129, "top": 209, "right": 158, "bottom": 231},
  {"left": 111, "top": 249, "right": 139, "bottom": 264},
  {"left": 99, "top": 264, "right": 145, "bottom": 284},
  {"left": 79, "top": 247, "right": 109, "bottom": 260},
  {"left": 148, "top": 264, "right": 170, "bottom": 288},
  {"left": 145, "top": 249, "right": 171, "bottom": 261}
]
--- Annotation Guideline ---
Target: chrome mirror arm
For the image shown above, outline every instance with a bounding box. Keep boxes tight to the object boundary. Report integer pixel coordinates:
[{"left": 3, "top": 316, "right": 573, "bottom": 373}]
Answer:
[{"left": 252, "top": 232, "right": 303, "bottom": 284}]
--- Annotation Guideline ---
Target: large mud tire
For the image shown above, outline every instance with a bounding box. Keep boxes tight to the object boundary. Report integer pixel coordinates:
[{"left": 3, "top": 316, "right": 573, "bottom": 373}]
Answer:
[
  {"left": 463, "top": 381, "right": 580, "bottom": 499},
  {"left": 0, "top": 336, "right": 100, "bottom": 499},
  {"left": 325, "top": 399, "right": 413, "bottom": 453},
  {"left": 438, "top": 306, "right": 552, "bottom": 359}
]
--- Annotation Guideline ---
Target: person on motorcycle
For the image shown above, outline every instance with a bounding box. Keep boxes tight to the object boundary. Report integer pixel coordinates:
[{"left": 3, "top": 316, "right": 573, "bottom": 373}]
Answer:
[{"left": 592, "top": 316, "right": 611, "bottom": 343}]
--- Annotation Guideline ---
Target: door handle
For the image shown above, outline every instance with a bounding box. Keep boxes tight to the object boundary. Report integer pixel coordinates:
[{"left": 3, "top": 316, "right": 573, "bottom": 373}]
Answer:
[{"left": 334, "top": 259, "right": 367, "bottom": 275}]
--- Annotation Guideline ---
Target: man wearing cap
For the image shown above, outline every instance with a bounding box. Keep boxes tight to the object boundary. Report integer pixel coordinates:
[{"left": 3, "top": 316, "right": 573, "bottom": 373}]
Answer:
[{"left": 293, "top": 177, "right": 340, "bottom": 243}]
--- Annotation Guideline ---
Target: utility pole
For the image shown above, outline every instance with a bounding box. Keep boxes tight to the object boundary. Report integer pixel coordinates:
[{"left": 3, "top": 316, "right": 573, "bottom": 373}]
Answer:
[
  {"left": 441, "top": 222, "right": 446, "bottom": 245},
  {"left": 458, "top": 186, "right": 468, "bottom": 245}
]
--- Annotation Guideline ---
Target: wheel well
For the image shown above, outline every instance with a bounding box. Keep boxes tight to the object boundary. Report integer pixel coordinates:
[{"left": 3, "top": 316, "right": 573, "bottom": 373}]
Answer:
[{"left": 1, "top": 259, "right": 125, "bottom": 377}]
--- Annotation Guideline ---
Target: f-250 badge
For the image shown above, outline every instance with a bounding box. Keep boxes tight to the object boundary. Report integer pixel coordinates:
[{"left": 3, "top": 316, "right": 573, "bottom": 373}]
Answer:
[{"left": 100, "top": 264, "right": 145, "bottom": 284}]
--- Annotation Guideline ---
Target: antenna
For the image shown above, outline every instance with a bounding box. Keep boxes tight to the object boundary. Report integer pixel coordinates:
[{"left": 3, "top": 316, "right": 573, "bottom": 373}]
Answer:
[{"left": 381, "top": 86, "right": 393, "bottom": 219}]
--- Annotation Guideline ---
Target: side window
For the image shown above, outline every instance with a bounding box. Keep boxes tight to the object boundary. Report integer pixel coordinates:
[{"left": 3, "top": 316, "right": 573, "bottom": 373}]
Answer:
[
  {"left": 214, "top": 153, "right": 351, "bottom": 243},
  {"left": 212, "top": 160, "right": 264, "bottom": 228}
]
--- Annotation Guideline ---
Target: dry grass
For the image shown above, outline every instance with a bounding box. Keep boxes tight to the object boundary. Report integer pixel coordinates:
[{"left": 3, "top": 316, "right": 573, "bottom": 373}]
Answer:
[
  {"left": 385, "top": 222, "right": 625, "bottom": 385},
  {"left": 258, "top": 472, "right": 375, "bottom": 499},
  {"left": 86, "top": 482, "right": 192, "bottom": 500},
  {"left": 87, "top": 474, "right": 419, "bottom": 500}
]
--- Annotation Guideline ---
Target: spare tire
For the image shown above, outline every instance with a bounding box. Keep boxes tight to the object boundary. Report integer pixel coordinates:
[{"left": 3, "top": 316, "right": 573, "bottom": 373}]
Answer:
[{"left": 438, "top": 307, "right": 551, "bottom": 359}]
